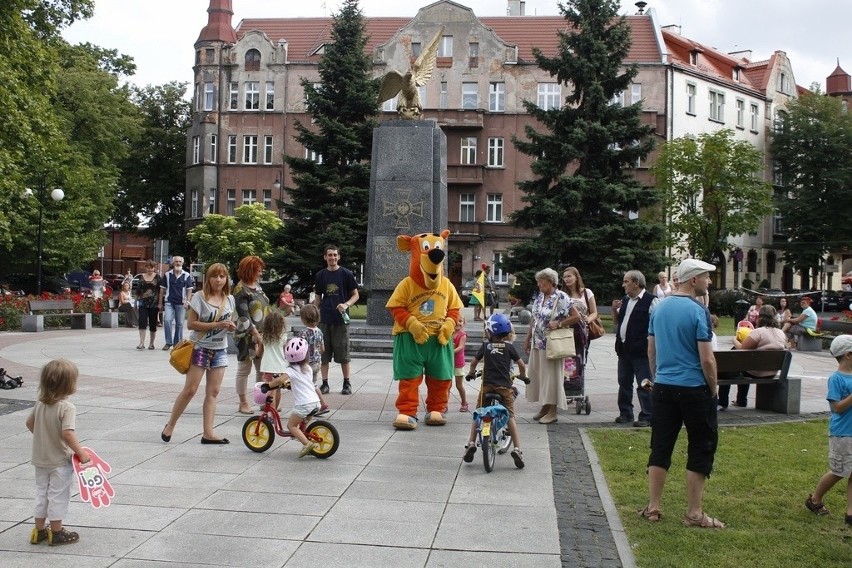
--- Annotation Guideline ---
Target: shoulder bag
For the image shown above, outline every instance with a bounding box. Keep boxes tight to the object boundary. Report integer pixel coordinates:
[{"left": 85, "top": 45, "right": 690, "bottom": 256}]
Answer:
[
  {"left": 545, "top": 293, "right": 576, "bottom": 360},
  {"left": 169, "top": 297, "right": 224, "bottom": 374},
  {"left": 584, "top": 289, "right": 605, "bottom": 341}
]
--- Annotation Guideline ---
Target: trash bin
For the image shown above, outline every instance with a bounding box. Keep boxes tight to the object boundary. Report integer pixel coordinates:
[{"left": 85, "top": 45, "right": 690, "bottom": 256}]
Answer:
[{"left": 734, "top": 299, "right": 750, "bottom": 323}]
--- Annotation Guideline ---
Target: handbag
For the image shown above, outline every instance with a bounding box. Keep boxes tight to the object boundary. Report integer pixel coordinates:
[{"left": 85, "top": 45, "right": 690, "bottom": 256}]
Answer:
[
  {"left": 584, "top": 289, "right": 604, "bottom": 340},
  {"left": 169, "top": 339, "right": 195, "bottom": 374},
  {"left": 544, "top": 294, "right": 576, "bottom": 359}
]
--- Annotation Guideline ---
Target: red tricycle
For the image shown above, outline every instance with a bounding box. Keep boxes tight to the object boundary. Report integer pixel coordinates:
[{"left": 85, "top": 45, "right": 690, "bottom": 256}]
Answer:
[{"left": 241, "top": 383, "right": 340, "bottom": 458}]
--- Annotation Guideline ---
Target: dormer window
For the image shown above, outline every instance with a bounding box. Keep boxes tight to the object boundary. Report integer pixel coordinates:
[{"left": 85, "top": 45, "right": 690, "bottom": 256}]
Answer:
[
  {"left": 733, "top": 67, "right": 741, "bottom": 81},
  {"left": 689, "top": 50, "right": 698, "bottom": 65},
  {"left": 245, "top": 49, "right": 261, "bottom": 71}
]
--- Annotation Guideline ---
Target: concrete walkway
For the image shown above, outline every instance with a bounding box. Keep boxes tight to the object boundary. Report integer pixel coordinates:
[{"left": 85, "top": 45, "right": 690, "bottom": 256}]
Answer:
[{"left": 0, "top": 322, "right": 838, "bottom": 567}]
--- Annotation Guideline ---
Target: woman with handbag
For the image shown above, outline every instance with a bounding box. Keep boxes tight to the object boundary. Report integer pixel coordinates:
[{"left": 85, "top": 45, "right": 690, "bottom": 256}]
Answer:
[
  {"left": 232, "top": 256, "right": 271, "bottom": 414},
  {"left": 161, "top": 263, "right": 237, "bottom": 445},
  {"left": 523, "top": 268, "right": 582, "bottom": 424},
  {"left": 562, "top": 267, "right": 601, "bottom": 394}
]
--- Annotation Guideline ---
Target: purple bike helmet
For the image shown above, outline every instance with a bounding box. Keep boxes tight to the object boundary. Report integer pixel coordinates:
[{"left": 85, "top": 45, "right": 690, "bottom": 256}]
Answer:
[
  {"left": 486, "top": 313, "right": 512, "bottom": 338},
  {"left": 284, "top": 337, "right": 309, "bottom": 363}
]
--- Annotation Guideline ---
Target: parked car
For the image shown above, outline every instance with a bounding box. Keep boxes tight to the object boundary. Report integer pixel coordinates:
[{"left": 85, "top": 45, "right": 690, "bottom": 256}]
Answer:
[
  {"left": 1, "top": 273, "right": 72, "bottom": 296},
  {"left": 104, "top": 273, "right": 126, "bottom": 290},
  {"left": 1, "top": 283, "right": 25, "bottom": 297},
  {"left": 815, "top": 290, "right": 843, "bottom": 312}
]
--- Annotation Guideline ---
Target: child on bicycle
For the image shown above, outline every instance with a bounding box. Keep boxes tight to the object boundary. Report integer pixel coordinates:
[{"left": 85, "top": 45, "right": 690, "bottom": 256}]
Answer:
[
  {"left": 25, "top": 359, "right": 90, "bottom": 545},
  {"left": 295, "top": 304, "right": 329, "bottom": 415},
  {"left": 462, "top": 313, "right": 527, "bottom": 469},
  {"left": 262, "top": 337, "right": 321, "bottom": 458},
  {"left": 259, "top": 310, "right": 288, "bottom": 411}
]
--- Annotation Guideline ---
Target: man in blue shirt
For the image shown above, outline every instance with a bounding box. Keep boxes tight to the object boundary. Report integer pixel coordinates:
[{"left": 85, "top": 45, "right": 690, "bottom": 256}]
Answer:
[
  {"left": 639, "top": 258, "right": 725, "bottom": 529},
  {"left": 159, "top": 256, "right": 194, "bottom": 350}
]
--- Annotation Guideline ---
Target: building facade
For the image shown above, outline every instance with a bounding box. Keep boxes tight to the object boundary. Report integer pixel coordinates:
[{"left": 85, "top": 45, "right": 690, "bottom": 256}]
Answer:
[{"left": 186, "top": 0, "right": 818, "bottom": 294}]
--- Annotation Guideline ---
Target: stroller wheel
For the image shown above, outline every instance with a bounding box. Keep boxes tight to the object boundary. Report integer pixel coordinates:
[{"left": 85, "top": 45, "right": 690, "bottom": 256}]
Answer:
[
  {"left": 585, "top": 397, "right": 591, "bottom": 415},
  {"left": 575, "top": 399, "right": 582, "bottom": 415}
]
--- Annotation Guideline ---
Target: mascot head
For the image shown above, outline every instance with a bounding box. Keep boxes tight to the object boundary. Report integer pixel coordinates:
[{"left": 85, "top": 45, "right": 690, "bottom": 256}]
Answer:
[{"left": 397, "top": 230, "right": 450, "bottom": 290}]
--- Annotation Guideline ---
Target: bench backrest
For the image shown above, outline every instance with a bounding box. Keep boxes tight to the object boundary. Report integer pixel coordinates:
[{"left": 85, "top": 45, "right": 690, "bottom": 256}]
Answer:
[
  {"left": 28, "top": 300, "right": 76, "bottom": 313},
  {"left": 714, "top": 350, "right": 792, "bottom": 381}
]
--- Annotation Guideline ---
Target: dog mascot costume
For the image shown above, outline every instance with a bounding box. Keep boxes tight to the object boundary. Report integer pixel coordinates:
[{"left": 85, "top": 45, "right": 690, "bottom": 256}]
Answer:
[{"left": 386, "top": 231, "right": 463, "bottom": 430}]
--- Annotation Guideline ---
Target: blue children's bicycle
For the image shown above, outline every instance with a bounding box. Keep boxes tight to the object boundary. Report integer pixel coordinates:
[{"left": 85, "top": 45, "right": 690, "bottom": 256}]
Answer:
[{"left": 468, "top": 371, "right": 528, "bottom": 473}]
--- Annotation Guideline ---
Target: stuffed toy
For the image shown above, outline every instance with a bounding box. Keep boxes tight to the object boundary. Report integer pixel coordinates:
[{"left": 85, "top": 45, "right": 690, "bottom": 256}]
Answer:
[{"left": 386, "top": 230, "right": 463, "bottom": 430}]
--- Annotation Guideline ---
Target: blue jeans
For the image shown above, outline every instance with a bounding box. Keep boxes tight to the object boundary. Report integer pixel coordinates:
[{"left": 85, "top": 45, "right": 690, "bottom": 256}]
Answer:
[
  {"left": 163, "top": 302, "right": 186, "bottom": 346},
  {"left": 617, "top": 354, "right": 653, "bottom": 421}
]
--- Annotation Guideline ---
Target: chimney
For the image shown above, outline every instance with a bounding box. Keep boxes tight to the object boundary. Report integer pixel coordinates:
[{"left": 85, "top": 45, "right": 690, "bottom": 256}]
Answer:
[
  {"left": 661, "top": 24, "right": 681, "bottom": 35},
  {"left": 196, "top": 0, "right": 237, "bottom": 45},
  {"left": 507, "top": 1, "right": 526, "bottom": 16}
]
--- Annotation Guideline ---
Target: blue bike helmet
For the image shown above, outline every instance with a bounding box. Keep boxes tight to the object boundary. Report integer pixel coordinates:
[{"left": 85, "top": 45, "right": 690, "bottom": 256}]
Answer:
[{"left": 486, "top": 313, "right": 512, "bottom": 338}]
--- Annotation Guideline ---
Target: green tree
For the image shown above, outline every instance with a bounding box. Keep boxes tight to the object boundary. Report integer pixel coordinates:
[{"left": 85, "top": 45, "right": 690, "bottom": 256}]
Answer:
[
  {"left": 505, "top": 0, "right": 664, "bottom": 302},
  {"left": 771, "top": 89, "right": 852, "bottom": 281},
  {"left": 652, "top": 129, "right": 772, "bottom": 261},
  {"left": 115, "top": 82, "right": 192, "bottom": 252},
  {"left": 188, "top": 204, "right": 284, "bottom": 273},
  {"left": 267, "top": 0, "right": 378, "bottom": 293}
]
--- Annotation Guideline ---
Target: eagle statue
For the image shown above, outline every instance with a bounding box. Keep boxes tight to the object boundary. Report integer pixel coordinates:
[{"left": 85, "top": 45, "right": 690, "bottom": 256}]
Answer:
[{"left": 377, "top": 28, "right": 443, "bottom": 119}]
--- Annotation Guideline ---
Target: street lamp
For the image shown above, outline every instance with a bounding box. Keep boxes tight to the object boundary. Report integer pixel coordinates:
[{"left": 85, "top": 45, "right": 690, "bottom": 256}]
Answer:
[{"left": 23, "top": 182, "right": 65, "bottom": 296}]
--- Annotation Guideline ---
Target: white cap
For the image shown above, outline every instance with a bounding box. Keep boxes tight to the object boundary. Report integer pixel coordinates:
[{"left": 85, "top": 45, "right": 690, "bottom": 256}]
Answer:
[
  {"left": 677, "top": 259, "right": 716, "bottom": 281},
  {"left": 829, "top": 335, "right": 852, "bottom": 358}
]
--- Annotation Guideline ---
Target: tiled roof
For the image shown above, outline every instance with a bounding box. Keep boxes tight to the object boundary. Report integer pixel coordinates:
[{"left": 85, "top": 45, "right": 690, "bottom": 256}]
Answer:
[
  {"left": 662, "top": 28, "right": 765, "bottom": 92},
  {"left": 235, "top": 14, "right": 664, "bottom": 65}
]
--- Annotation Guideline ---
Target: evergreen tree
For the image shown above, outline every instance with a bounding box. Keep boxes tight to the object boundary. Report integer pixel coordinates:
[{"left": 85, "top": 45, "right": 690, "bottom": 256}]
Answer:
[
  {"left": 268, "top": 0, "right": 378, "bottom": 293},
  {"left": 771, "top": 89, "right": 852, "bottom": 285},
  {"left": 505, "top": 0, "right": 665, "bottom": 302}
]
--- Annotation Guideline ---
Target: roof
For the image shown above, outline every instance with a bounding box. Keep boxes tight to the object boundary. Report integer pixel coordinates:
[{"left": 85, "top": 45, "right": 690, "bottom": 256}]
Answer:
[
  {"left": 662, "top": 27, "right": 763, "bottom": 92},
  {"left": 235, "top": 14, "right": 664, "bottom": 65}
]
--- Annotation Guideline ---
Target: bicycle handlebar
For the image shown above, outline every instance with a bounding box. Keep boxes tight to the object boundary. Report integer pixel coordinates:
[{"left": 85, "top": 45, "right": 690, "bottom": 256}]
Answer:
[{"left": 466, "top": 370, "right": 529, "bottom": 385}]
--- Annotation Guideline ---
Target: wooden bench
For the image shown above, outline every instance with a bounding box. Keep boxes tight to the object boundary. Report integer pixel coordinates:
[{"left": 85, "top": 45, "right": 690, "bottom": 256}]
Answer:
[
  {"left": 22, "top": 300, "right": 91, "bottom": 332},
  {"left": 715, "top": 350, "right": 799, "bottom": 414}
]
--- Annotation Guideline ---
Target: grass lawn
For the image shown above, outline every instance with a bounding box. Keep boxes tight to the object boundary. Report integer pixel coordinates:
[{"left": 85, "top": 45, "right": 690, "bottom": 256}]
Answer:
[{"left": 588, "top": 420, "right": 850, "bottom": 568}]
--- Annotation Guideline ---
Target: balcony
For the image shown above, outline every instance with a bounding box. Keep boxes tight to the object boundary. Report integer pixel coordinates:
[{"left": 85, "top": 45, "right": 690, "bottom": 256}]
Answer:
[
  {"left": 429, "top": 108, "right": 484, "bottom": 129},
  {"left": 447, "top": 164, "right": 483, "bottom": 185}
]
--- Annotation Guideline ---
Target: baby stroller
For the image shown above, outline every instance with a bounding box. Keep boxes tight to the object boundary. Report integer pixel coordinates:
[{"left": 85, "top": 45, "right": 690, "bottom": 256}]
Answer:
[{"left": 563, "top": 356, "right": 590, "bottom": 415}]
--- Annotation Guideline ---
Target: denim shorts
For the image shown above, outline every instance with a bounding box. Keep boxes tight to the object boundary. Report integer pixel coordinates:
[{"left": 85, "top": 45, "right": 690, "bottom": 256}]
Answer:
[{"left": 190, "top": 347, "right": 228, "bottom": 369}]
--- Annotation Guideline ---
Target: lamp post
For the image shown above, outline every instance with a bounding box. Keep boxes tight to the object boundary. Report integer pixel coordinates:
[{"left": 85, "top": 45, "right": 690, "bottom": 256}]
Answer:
[{"left": 24, "top": 181, "right": 65, "bottom": 296}]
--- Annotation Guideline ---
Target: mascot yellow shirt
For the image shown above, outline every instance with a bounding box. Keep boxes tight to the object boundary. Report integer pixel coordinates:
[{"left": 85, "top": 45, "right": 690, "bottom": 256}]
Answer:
[{"left": 386, "top": 277, "right": 461, "bottom": 336}]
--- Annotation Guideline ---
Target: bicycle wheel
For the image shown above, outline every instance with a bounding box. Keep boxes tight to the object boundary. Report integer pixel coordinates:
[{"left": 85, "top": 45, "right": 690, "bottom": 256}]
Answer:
[
  {"left": 306, "top": 420, "right": 340, "bottom": 458},
  {"left": 242, "top": 416, "right": 275, "bottom": 453},
  {"left": 497, "top": 428, "right": 512, "bottom": 455},
  {"left": 482, "top": 432, "right": 496, "bottom": 473}
]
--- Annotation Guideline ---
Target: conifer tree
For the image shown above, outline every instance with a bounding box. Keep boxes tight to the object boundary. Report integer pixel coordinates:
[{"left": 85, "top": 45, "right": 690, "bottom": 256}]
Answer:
[
  {"left": 268, "top": 0, "right": 378, "bottom": 291},
  {"left": 505, "top": 0, "right": 664, "bottom": 301}
]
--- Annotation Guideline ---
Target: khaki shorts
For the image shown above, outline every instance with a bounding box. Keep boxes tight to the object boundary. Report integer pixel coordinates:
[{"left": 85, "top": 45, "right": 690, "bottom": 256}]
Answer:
[
  {"left": 828, "top": 436, "right": 852, "bottom": 477},
  {"left": 477, "top": 384, "right": 515, "bottom": 416}
]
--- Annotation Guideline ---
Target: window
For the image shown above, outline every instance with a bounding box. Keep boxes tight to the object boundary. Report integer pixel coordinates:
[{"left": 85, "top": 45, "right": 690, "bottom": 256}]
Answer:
[
  {"left": 493, "top": 252, "right": 508, "bottom": 284},
  {"left": 418, "top": 85, "right": 427, "bottom": 108},
  {"left": 779, "top": 72, "right": 789, "bottom": 94},
  {"left": 438, "top": 35, "right": 453, "bottom": 57},
  {"left": 774, "top": 109, "right": 788, "bottom": 133},
  {"left": 192, "top": 136, "right": 200, "bottom": 164},
  {"left": 462, "top": 82, "right": 478, "bottom": 109},
  {"left": 210, "top": 134, "right": 217, "bottom": 163},
  {"left": 689, "top": 50, "right": 698, "bottom": 65},
  {"left": 537, "top": 83, "right": 561, "bottom": 110},
  {"left": 469, "top": 42, "right": 478, "bottom": 67},
  {"left": 205, "top": 48, "right": 214, "bottom": 63},
  {"left": 460, "top": 137, "right": 477, "bottom": 164},
  {"left": 489, "top": 82, "right": 505, "bottom": 112},
  {"left": 439, "top": 82, "right": 448, "bottom": 109},
  {"left": 382, "top": 97, "right": 397, "bottom": 112},
  {"left": 264, "top": 135, "right": 273, "bottom": 164},
  {"left": 226, "top": 189, "right": 235, "bottom": 215},
  {"left": 486, "top": 194, "right": 503, "bottom": 223},
  {"left": 686, "top": 83, "right": 696, "bottom": 115},
  {"left": 736, "top": 99, "right": 745, "bottom": 128},
  {"left": 630, "top": 83, "right": 642, "bottom": 105},
  {"left": 245, "top": 49, "right": 261, "bottom": 71},
  {"left": 195, "top": 82, "right": 201, "bottom": 111},
  {"left": 208, "top": 188, "right": 216, "bottom": 214},
  {"left": 305, "top": 148, "right": 323, "bottom": 164},
  {"left": 243, "top": 135, "right": 258, "bottom": 164},
  {"left": 203, "top": 82, "right": 214, "bottom": 111},
  {"left": 263, "top": 189, "right": 272, "bottom": 210},
  {"left": 459, "top": 193, "right": 475, "bottom": 222},
  {"left": 227, "top": 135, "right": 237, "bottom": 164},
  {"left": 190, "top": 188, "right": 200, "bottom": 218},
  {"left": 244, "top": 82, "right": 259, "bottom": 110},
  {"left": 488, "top": 137, "right": 504, "bottom": 167},
  {"left": 229, "top": 82, "right": 239, "bottom": 110},
  {"left": 733, "top": 67, "right": 741, "bottom": 81},
  {"left": 750, "top": 103, "right": 759, "bottom": 131},
  {"left": 709, "top": 90, "right": 725, "bottom": 122},
  {"left": 411, "top": 42, "right": 421, "bottom": 58},
  {"left": 242, "top": 189, "right": 256, "bottom": 205},
  {"left": 265, "top": 81, "right": 274, "bottom": 110}
]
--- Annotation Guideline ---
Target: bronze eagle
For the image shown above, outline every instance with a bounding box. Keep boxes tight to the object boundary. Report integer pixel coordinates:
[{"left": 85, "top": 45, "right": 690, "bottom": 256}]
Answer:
[{"left": 377, "top": 28, "right": 444, "bottom": 119}]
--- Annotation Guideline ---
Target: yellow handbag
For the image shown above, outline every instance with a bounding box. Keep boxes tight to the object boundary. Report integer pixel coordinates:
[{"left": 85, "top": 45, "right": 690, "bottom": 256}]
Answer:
[{"left": 169, "top": 339, "right": 195, "bottom": 374}]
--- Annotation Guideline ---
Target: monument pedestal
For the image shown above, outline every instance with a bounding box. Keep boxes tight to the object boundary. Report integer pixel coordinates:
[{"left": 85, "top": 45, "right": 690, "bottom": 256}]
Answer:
[{"left": 365, "top": 120, "right": 447, "bottom": 326}]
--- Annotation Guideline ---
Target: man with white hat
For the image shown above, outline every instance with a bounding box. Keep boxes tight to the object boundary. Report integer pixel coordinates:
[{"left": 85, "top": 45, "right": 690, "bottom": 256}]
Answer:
[{"left": 639, "top": 258, "right": 726, "bottom": 528}]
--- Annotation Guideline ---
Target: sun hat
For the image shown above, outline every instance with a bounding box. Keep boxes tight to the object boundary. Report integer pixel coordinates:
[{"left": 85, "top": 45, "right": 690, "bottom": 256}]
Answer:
[
  {"left": 677, "top": 259, "right": 716, "bottom": 281},
  {"left": 829, "top": 335, "right": 852, "bottom": 358}
]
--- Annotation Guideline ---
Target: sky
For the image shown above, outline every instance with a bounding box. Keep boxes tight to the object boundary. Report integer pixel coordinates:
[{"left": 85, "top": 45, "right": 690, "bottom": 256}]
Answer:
[{"left": 62, "top": 1, "right": 847, "bottom": 93}]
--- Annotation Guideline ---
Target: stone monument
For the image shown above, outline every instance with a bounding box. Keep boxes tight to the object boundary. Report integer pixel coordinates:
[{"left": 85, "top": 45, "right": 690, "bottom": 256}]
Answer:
[{"left": 364, "top": 120, "right": 447, "bottom": 326}]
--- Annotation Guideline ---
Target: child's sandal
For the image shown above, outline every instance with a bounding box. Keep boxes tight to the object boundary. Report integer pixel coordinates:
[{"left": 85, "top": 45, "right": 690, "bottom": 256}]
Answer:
[{"left": 805, "top": 494, "right": 829, "bottom": 516}]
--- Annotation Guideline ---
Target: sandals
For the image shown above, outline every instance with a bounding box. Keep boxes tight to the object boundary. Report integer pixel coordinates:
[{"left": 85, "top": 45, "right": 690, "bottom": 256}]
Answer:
[
  {"left": 638, "top": 506, "right": 661, "bottom": 522},
  {"left": 683, "top": 513, "right": 725, "bottom": 529},
  {"left": 805, "top": 494, "right": 830, "bottom": 516}
]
